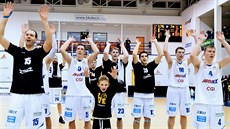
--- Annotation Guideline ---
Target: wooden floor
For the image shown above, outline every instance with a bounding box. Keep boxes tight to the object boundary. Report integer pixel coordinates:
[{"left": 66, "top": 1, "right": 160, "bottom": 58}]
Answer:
[{"left": 0, "top": 95, "right": 230, "bottom": 129}]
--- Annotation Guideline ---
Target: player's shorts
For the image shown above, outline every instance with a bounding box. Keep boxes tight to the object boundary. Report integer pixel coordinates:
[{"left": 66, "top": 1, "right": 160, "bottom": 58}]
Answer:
[
  {"left": 112, "top": 92, "right": 125, "bottom": 118},
  {"left": 132, "top": 97, "right": 155, "bottom": 118},
  {"left": 93, "top": 119, "right": 111, "bottom": 129},
  {"left": 49, "top": 88, "right": 62, "bottom": 104},
  {"left": 6, "top": 93, "right": 45, "bottom": 129},
  {"left": 193, "top": 104, "right": 225, "bottom": 129},
  {"left": 64, "top": 96, "right": 91, "bottom": 122},
  {"left": 166, "top": 86, "right": 191, "bottom": 116},
  {"left": 43, "top": 93, "right": 51, "bottom": 117}
]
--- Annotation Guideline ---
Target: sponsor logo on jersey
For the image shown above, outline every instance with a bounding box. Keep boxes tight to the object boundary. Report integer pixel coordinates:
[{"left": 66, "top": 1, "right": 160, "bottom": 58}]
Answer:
[
  {"left": 202, "top": 79, "right": 218, "bottom": 84},
  {"left": 72, "top": 73, "right": 84, "bottom": 76},
  {"left": 174, "top": 74, "right": 186, "bottom": 78},
  {"left": 206, "top": 86, "right": 215, "bottom": 91},
  {"left": 19, "top": 67, "right": 33, "bottom": 74}
]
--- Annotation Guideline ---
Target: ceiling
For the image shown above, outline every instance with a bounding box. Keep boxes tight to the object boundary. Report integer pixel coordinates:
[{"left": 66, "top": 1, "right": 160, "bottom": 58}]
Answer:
[{"left": 0, "top": 0, "right": 200, "bottom": 16}]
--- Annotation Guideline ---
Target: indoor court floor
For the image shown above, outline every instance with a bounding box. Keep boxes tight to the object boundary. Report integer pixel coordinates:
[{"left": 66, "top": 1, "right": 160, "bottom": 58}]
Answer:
[{"left": 0, "top": 95, "right": 230, "bottom": 129}]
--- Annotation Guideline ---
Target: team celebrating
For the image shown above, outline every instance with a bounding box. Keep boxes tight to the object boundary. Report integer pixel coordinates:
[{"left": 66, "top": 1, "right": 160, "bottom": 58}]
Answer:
[{"left": 1, "top": 2, "right": 230, "bottom": 129}]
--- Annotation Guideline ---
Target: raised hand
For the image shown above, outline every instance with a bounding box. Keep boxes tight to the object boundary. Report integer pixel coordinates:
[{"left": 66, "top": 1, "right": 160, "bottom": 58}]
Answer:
[
  {"left": 84, "top": 68, "right": 89, "bottom": 77},
  {"left": 38, "top": 4, "right": 49, "bottom": 21},
  {"left": 150, "top": 36, "right": 158, "bottom": 43},
  {"left": 3, "top": 2, "right": 14, "bottom": 18},
  {"left": 21, "top": 24, "right": 29, "bottom": 33},
  {"left": 199, "top": 31, "right": 207, "bottom": 42},
  {"left": 136, "top": 39, "right": 141, "bottom": 45},
  {"left": 50, "top": 24, "right": 56, "bottom": 34},
  {"left": 68, "top": 36, "right": 75, "bottom": 43},
  {"left": 165, "top": 29, "right": 171, "bottom": 38},
  {"left": 190, "top": 29, "right": 197, "bottom": 38},
  {"left": 216, "top": 31, "right": 225, "bottom": 42},
  {"left": 108, "top": 66, "right": 117, "bottom": 79},
  {"left": 85, "top": 36, "right": 93, "bottom": 42}
]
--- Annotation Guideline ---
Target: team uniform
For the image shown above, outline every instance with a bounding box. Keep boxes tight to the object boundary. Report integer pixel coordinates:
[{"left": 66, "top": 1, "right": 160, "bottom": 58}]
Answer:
[
  {"left": 193, "top": 62, "right": 225, "bottom": 129},
  {"left": 64, "top": 58, "right": 91, "bottom": 122},
  {"left": 103, "top": 58, "right": 127, "bottom": 118},
  {"left": 85, "top": 75, "right": 118, "bottom": 129},
  {"left": 42, "top": 60, "right": 51, "bottom": 118},
  {"left": 166, "top": 59, "right": 191, "bottom": 116},
  {"left": 5, "top": 43, "right": 47, "bottom": 129},
  {"left": 48, "top": 62, "right": 64, "bottom": 103},
  {"left": 132, "top": 61, "right": 158, "bottom": 118}
]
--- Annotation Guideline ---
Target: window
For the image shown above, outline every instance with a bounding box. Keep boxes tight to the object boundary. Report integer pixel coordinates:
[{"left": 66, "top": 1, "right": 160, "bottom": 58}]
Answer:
[
  {"left": 93, "top": 32, "right": 107, "bottom": 42},
  {"left": 67, "top": 32, "right": 81, "bottom": 41}
]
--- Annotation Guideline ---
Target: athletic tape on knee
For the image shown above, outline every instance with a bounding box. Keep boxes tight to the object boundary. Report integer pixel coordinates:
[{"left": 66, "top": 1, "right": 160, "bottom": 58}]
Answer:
[
  {"left": 134, "top": 119, "right": 140, "bottom": 123},
  {"left": 144, "top": 119, "right": 151, "bottom": 123}
]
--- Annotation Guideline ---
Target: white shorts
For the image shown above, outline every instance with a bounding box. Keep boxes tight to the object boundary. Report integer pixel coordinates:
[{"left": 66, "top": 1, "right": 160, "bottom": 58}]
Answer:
[
  {"left": 43, "top": 93, "right": 51, "bottom": 117},
  {"left": 193, "top": 104, "right": 225, "bottom": 129},
  {"left": 6, "top": 93, "right": 45, "bottom": 129},
  {"left": 112, "top": 92, "right": 125, "bottom": 118},
  {"left": 132, "top": 97, "right": 155, "bottom": 118},
  {"left": 89, "top": 94, "right": 95, "bottom": 110},
  {"left": 64, "top": 96, "right": 91, "bottom": 122},
  {"left": 166, "top": 86, "right": 191, "bottom": 116},
  {"left": 49, "top": 88, "right": 62, "bottom": 104}
]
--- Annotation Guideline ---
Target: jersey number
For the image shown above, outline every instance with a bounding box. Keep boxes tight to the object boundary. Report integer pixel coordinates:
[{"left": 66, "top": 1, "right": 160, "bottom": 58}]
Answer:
[
  {"left": 118, "top": 108, "right": 124, "bottom": 114},
  {"left": 209, "top": 71, "right": 213, "bottom": 76},
  {"left": 218, "top": 119, "right": 221, "bottom": 125}
]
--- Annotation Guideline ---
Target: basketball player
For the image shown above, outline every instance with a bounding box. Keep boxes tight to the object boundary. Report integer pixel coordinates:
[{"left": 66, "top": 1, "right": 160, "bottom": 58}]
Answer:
[
  {"left": 190, "top": 31, "right": 230, "bottom": 129},
  {"left": 60, "top": 36, "right": 99, "bottom": 129},
  {"left": 132, "top": 38, "right": 163, "bottom": 129},
  {"left": 85, "top": 67, "right": 118, "bottom": 129},
  {"left": 163, "top": 29, "right": 201, "bottom": 129},
  {"left": 103, "top": 41, "right": 129, "bottom": 129},
  {"left": 48, "top": 54, "right": 66, "bottom": 124},
  {"left": 19, "top": 24, "right": 57, "bottom": 129},
  {"left": 0, "top": 3, "right": 52, "bottom": 129}
]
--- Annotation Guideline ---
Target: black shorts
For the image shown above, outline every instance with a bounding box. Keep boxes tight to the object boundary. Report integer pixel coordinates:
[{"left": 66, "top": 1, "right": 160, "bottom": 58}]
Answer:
[{"left": 93, "top": 119, "right": 111, "bottom": 129}]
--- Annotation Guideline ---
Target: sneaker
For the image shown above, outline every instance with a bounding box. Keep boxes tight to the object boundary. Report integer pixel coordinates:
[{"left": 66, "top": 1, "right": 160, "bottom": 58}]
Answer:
[{"left": 59, "top": 116, "right": 65, "bottom": 124}]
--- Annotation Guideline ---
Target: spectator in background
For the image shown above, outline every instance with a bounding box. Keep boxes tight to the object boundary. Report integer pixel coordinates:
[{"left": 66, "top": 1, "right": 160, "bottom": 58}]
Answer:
[
  {"left": 117, "top": 38, "right": 121, "bottom": 53},
  {"left": 125, "top": 37, "right": 131, "bottom": 53}
]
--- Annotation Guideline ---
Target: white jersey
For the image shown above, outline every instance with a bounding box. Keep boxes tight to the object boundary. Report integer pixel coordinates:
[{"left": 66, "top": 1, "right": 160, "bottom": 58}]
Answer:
[
  {"left": 42, "top": 60, "right": 49, "bottom": 93},
  {"left": 67, "top": 58, "right": 90, "bottom": 96},
  {"left": 195, "top": 62, "right": 223, "bottom": 105},
  {"left": 168, "top": 59, "right": 189, "bottom": 88}
]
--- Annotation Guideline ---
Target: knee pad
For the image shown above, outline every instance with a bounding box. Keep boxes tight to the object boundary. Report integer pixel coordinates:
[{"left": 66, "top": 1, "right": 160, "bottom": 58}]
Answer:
[
  {"left": 117, "top": 118, "right": 122, "bottom": 121},
  {"left": 144, "top": 119, "right": 151, "bottom": 123},
  {"left": 134, "top": 119, "right": 140, "bottom": 123}
]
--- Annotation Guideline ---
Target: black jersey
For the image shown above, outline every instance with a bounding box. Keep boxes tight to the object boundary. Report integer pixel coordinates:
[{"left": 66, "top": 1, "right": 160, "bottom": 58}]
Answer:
[
  {"left": 49, "top": 63, "right": 64, "bottom": 88},
  {"left": 103, "top": 59, "right": 127, "bottom": 93},
  {"left": 6, "top": 43, "right": 47, "bottom": 94},
  {"left": 85, "top": 76, "right": 118, "bottom": 118},
  {"left": 132, "top": 61, "right": 158, "bottom": 93},
  {"left": 89, "top": 66, "right": 103, "bottom": 85}
]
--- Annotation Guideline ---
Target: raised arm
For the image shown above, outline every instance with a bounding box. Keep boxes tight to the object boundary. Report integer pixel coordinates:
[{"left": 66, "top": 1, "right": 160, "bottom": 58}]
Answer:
[
  {"left": 163, "top": 30, "right": 172, "bottom": 68},
  {"left": 60, "top": 37, "right": 74, "bottom": 65},
  {"left": 103, "top": 42, "right": 111, "bottom": 61},
  {"left": 120, "top": 41, "right": 129, "bottom": 64},
  {"left": 38, "top": 4, "right": 52, "bottom": 53},
  {"left": 19, "top": 24, "right": 29, "bottom": 48},
  {"left": 0, "top": 2, "right": 14, "bottom": 50},
  {"left": 190, "top": 31, "right": 207, "bottom": 73},
  {"left": 187, "top": 29, "right": 202, "bottom": 65},
  {"left": 216, "top": 31, "right": 230, "bottom": 68},
  {"left": 44, "top": 24, "right": 57, "bottom": 67},
  {"left": 86, "top": 36, "right": 99, "bottom": 65},
  {"left": 151, "top": 37, "right": 163, "bottom": 64},
  {"left": 132, "top": 39, "right": 141, "bottom": 64}
]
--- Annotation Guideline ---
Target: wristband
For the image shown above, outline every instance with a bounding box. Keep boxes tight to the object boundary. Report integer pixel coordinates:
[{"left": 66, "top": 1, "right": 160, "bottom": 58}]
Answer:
[{"left": 3, "top": 11, "right": 13, "bottom": 19}]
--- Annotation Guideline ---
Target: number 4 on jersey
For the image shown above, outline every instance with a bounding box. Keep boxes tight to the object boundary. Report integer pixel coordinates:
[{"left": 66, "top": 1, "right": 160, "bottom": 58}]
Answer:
[{"left": 209, "top": 71, "right": 213, "bottom": 76}]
